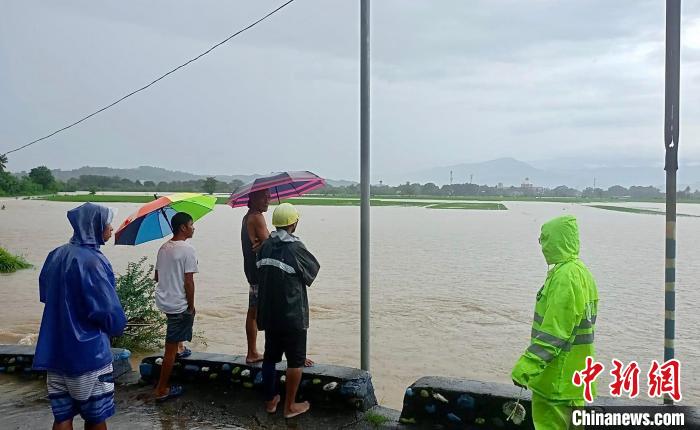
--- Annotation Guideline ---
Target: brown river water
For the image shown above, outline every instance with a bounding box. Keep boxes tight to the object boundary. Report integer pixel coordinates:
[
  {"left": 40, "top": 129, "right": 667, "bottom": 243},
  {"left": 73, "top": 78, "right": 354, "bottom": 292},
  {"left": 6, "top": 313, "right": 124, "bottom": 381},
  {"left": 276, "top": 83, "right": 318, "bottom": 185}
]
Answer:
[{"left": 1, "top": 199, "right": 699, "bottom": 410}]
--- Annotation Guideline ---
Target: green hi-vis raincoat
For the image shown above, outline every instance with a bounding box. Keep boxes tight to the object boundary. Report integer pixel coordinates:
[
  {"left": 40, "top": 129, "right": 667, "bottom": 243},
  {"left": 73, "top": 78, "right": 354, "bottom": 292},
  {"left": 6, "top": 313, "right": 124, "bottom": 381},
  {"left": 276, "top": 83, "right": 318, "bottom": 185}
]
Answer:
[{"left": 512, "top": 215, "right": 599, "bottom": 401}]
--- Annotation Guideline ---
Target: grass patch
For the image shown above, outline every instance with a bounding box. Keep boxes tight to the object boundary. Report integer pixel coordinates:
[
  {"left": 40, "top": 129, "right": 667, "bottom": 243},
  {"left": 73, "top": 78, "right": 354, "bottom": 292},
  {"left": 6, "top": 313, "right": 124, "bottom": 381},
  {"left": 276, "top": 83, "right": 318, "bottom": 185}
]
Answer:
[
  {"left": 365, "top": 411, "right": 390, "bottom": 427},
  {"left": 38, "top": 194, "right": 503, "bottom": 209},
  {"left": 264, "top": 197, "right": 430, "bottom": 207},
  {"left": 588, "top": 205, "right": 700, "bottom": 218},
  {"left": 0, "top": 247, "right": 32, "bottom": 273},
  {"left": 426, "top": 202, "right": 507, "bottom": 210}
]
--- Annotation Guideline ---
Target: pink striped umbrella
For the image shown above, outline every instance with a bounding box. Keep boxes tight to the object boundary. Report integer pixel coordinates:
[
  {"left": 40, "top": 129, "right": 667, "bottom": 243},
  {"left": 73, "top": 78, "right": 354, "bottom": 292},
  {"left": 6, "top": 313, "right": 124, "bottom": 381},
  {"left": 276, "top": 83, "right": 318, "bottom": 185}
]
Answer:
[{"left": 226, "top": 171, "right": 326, "bottom": 207}]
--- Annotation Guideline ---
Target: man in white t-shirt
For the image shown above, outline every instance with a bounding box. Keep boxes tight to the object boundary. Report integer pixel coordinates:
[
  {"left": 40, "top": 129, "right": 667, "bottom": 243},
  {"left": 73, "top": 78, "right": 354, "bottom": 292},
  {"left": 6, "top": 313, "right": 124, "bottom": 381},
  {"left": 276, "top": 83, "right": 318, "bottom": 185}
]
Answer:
[{"left": 153, "top": 212, "right": 198, "bottom": 402}]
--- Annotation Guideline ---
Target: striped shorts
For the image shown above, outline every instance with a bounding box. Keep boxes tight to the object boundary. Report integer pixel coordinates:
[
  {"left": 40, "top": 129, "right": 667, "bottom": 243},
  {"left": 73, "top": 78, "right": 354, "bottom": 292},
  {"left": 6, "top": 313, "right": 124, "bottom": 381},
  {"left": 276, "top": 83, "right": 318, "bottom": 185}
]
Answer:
[{"left": 47, "top": 364, "right": 116, "bottom": 424}]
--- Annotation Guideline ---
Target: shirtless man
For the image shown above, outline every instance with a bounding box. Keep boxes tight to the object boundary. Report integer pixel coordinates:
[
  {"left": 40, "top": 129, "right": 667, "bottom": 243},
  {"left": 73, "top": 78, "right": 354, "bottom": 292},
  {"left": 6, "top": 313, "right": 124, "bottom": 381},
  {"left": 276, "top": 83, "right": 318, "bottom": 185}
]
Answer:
[{"left": 241, "top": 189, "right": 270, "bottom": 363}]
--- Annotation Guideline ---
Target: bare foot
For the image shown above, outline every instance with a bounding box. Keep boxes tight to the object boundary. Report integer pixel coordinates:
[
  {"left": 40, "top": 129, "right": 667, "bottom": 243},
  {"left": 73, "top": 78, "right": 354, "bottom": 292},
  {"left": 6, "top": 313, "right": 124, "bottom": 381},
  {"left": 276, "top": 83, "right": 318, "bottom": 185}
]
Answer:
[
  {"left": 304, "top": 358, "right": 314, "bottom": 367},
  {"left": 265, "top": 394, "right": 280, "bottom": 413},
  {"left": 246, "top": 352, "right": 263, "bottom": 364},
  {"left": 153, "top": 387, "right": 169, "bottom": 399},
  {"left": 284, "top": 401, "right": 310, "bottom": 419}
]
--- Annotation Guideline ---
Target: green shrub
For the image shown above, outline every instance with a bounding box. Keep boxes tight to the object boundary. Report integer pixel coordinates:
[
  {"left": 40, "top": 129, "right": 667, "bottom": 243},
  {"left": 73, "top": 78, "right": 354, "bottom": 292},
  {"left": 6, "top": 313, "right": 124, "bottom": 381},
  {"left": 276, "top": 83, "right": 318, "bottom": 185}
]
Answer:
[
  {"left": 0, "top": 247, "right": 32, "bottom": 273},
  {"left": 112, "top": 257, "right": 166, "bottom": 351}
]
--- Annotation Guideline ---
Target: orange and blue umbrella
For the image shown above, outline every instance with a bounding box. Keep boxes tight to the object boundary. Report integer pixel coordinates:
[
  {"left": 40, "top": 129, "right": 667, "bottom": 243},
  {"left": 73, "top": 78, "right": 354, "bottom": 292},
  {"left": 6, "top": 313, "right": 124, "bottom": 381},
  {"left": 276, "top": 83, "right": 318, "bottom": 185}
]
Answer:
[
  {"left": 226, "top": 171, "right": 325, "bottom": 207},
  {"left": 115, "top": 193, "right": 217, "bottom": 245}
]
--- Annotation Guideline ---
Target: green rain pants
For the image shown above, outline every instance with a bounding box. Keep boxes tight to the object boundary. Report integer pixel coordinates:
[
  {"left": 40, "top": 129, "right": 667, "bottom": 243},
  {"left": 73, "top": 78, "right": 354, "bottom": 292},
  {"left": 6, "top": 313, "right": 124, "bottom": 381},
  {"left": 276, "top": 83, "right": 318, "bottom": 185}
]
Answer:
[{"left": 532, "top": 393, "right": 584, "bottom": 430}]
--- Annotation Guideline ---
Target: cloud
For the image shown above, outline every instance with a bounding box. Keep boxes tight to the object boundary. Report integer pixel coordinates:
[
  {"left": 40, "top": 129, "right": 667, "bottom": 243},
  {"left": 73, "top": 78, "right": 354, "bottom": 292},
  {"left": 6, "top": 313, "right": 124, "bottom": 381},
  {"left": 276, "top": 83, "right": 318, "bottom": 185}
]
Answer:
[{"left": 1, "top": 0, "right": 699, "bottom": 181}]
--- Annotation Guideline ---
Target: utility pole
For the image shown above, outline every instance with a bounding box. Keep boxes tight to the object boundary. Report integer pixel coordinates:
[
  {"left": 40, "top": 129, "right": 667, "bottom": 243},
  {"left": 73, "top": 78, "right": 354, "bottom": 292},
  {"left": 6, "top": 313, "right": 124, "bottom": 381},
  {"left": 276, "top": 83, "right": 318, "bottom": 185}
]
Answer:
[
  {"left": 663, "top": 0, "right": 681, "bottom": 406},
  {"left": 360, "top": 0, "right": 371, "bottom": 372}
]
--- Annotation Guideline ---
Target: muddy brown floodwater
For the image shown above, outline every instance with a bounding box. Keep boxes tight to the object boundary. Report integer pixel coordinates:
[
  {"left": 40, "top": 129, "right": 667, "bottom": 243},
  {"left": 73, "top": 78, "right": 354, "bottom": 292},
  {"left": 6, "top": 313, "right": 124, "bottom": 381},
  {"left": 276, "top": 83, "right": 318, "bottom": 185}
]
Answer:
[{"left": 1, "top": 199, "right": 699, "bottom": 410}]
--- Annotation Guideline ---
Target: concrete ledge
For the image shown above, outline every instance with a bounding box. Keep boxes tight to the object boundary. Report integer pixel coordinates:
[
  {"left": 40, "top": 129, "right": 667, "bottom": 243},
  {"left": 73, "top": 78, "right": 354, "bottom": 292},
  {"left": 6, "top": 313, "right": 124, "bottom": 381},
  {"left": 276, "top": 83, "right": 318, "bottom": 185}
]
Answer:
[
  {"left": 139, "top": 351, "right": 377, "bottom": 411},
  {"left": 399, "top": 377, "right": 533, "bottom": 429},
  {"left": 399, "top": 376, "right": 700, "bottom": 429},
  {"left": 0, "top": 344, "right": 132, "bottom": 379}
]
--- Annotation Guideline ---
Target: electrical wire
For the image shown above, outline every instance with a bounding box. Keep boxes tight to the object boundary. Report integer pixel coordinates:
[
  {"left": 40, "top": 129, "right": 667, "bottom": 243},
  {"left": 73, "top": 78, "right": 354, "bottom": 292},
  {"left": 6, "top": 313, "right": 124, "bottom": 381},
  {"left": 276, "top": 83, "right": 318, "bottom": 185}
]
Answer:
[{"left": 2, "top": 0, "right": 295, "bottom": 157}]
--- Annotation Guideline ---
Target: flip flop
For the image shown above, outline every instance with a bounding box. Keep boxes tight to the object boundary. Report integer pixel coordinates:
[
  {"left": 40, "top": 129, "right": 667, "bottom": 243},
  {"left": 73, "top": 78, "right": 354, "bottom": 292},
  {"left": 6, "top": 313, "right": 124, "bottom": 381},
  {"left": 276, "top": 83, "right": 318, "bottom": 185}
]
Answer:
[
  {"left": 265, "top": 394, "right": 281, "bottom": 414},
  {"left": 176, "top": 347, "right": 192, "bottom": 359},
  {"left": 284, "top": 402, "right": 310, "bottom": 419},
  {"left": 155, "top": 385, "right": 184, "bottom": 403}
]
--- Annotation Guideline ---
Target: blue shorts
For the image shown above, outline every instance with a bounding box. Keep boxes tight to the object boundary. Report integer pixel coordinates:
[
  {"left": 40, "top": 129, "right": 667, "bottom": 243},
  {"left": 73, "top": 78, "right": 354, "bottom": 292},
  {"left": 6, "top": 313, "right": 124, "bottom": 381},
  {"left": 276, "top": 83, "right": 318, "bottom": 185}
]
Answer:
[
  {"left": 165, "top": 309, "right": 194, "bottom": 343},
  {"left": 47, "top": 364, "right": 115, "bottom": 424}
]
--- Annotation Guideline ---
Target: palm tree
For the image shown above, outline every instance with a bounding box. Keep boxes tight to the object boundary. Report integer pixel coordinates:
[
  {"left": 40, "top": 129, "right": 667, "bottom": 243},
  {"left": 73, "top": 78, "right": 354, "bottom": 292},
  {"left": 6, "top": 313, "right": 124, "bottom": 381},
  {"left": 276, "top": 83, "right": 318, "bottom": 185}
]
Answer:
[{"left": 0, "top": 154, "right": 7, "bottom": 173}]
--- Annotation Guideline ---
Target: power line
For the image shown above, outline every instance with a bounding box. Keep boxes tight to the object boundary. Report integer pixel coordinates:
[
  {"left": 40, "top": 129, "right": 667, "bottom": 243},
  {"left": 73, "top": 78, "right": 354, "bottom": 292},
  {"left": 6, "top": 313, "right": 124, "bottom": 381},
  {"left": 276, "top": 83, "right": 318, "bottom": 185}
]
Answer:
[{"left": 2, "top": 0, "right": 295, "bottom": 157}]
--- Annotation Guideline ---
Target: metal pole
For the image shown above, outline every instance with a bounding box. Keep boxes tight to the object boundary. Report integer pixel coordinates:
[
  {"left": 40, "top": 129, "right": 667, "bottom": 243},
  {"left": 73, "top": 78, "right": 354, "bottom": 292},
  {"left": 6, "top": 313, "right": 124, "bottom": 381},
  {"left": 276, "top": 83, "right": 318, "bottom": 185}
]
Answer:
[
  {"left": 663, "top": 0, "right": 681, "bottom": 406},
  {"left": 360, "top": 0, "right": 371, "bottom": 372}
]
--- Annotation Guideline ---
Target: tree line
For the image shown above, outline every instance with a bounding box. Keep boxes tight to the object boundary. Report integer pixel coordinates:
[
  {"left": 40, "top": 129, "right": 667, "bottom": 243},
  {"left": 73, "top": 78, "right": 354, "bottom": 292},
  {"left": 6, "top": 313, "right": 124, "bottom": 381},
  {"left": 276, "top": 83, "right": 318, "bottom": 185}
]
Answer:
[
  {"left": 0, "top": 161, "right": 242, "bottom": 196},
  {"left": 1, "top": 161, "right": 699, "bottom": 200},
  {"left": 317, "top": 182, "right": 699, "bottom": 200}
]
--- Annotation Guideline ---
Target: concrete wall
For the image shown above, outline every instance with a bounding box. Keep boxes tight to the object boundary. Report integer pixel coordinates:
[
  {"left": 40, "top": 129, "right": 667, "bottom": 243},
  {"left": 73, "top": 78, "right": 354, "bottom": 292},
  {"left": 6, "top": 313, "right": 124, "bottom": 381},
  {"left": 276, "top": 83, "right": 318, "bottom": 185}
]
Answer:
[
  {"left": 398, "top": 376, "right": 700, "bottom": 429},
  {"left": 0, "top": 344, "right": 132, "bottom": 379},
  {"left": 3, "top": 345, "right": 697, "bottom": 428},
  {"left": 399, "top": 377, "right": 533, "bottom": 429},
  {"left": 139, "top": 352, "right": 378, "bottom": 411}
]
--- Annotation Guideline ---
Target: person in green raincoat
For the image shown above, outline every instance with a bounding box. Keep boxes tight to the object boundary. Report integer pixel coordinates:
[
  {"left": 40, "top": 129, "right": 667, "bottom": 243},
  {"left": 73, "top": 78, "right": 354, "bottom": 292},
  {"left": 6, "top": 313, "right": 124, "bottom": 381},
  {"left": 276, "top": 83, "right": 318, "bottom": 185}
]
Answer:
[{"left": 512, "top": 215, "right": 599, "bottom": 430}]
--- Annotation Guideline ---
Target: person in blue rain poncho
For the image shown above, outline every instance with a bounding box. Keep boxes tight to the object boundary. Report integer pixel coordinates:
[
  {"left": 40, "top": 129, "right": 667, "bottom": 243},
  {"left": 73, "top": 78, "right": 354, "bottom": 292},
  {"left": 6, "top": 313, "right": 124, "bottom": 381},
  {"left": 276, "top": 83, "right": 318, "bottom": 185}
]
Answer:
[{"left": 33, "top": 202, "right": 127, "bottom": 430}]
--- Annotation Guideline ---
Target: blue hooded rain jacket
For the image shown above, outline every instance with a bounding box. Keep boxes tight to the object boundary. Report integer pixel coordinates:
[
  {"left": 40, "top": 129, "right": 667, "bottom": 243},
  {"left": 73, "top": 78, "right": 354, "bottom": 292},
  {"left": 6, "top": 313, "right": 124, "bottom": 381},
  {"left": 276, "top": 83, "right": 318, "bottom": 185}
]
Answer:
[{"left": 33, "top": 203, "right": 127, "bottom": 376}]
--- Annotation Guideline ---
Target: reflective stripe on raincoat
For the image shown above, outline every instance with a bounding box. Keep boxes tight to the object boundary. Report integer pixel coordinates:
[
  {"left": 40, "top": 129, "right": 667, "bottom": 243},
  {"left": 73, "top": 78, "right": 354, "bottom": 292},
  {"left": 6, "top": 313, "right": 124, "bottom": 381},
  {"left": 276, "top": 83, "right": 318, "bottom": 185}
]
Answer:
[{"left": 511, "top": 215, "right": 599, "bottom": 401}]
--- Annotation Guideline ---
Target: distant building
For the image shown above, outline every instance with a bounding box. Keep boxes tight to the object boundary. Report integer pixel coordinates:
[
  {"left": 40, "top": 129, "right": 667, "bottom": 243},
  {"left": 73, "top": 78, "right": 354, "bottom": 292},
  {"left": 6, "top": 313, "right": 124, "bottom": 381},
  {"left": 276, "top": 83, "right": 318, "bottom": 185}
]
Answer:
[{"left": 520, "top": 177, "right": 544, "bottom": 196}]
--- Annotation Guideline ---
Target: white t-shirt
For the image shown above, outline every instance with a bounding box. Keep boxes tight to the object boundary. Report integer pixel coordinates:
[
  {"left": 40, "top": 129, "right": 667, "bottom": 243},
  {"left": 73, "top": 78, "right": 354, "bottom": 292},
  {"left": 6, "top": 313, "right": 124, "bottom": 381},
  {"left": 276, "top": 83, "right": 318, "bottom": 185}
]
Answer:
[{"left": 155, "top": 240, "right": 198, "bottom": 314}]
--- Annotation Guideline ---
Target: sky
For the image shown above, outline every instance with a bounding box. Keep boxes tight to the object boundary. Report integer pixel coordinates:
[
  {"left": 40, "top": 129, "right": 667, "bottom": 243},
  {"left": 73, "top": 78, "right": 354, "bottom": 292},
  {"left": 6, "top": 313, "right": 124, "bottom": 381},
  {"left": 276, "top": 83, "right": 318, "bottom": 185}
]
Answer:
[{"left": 2, "top": 1, "right": 700, "bottom": 183}]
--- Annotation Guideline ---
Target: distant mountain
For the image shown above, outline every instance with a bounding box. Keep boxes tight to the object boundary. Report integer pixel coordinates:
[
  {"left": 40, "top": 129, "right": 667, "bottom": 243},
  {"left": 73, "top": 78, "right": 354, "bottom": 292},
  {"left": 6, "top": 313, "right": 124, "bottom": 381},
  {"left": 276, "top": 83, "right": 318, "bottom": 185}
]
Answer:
[
  {"left": 31, "top": 162, "right": 700, "bottom": 190},
  {"left": 50, "top": 166, "right": 255, "bottom": 183},
  {"left": 405, "top": 157, "right": 700, "bottom": 190},
  {"left": 407, "top": 158, "right": 547, "bottom": 187},
  {"left": 48, "top": 166, "right": 352, "bottom": 188}
]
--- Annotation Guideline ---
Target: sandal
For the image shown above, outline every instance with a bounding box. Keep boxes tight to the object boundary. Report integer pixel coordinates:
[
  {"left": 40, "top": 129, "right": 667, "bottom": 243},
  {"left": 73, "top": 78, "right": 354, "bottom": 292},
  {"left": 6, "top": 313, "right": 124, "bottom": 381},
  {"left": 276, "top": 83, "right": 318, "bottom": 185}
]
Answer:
[
  {"left": 155, "top": 385, "right": 184, "bottom": 403},
  {"left": 176, "top": 347, "right": 192, "bottom": 359}
]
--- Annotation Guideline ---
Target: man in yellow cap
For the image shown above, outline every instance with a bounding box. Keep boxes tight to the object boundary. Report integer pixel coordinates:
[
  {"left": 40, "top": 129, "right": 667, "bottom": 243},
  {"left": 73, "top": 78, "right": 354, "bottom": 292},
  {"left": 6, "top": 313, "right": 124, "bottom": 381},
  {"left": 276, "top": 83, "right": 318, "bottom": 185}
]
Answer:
[{"left": 256, "top": 203, "right": 320, "bottom": 418}]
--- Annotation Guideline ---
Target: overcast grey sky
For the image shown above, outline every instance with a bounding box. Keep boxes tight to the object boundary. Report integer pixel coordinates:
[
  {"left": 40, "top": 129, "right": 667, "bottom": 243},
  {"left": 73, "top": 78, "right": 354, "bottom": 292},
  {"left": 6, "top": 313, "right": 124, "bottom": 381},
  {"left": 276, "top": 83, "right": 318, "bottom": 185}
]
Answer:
[{"left": 2, "top": 1, "right": 700, "bottom": 181}]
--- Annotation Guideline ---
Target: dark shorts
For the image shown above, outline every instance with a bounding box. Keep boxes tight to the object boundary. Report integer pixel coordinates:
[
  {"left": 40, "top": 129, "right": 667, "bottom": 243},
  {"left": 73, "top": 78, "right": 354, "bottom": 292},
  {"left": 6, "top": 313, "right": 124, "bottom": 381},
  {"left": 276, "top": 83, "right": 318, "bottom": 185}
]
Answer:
[
  {"left": 263, "top": 329, "right": 307, "bottom": 368},
  {"left": 165, "top": 309, "right": 194, "bottom": 343},
  {"left": 248, "top": 284, "right": 258, "bottom": 308}
]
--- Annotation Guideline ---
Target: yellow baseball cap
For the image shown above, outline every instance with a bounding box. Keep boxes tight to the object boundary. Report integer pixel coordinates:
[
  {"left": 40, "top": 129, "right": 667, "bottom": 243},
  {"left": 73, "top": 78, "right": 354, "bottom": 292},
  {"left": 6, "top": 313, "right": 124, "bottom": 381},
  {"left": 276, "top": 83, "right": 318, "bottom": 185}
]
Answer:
[{"left": 272, "top": 203, "right": 300, "bottom": 227}]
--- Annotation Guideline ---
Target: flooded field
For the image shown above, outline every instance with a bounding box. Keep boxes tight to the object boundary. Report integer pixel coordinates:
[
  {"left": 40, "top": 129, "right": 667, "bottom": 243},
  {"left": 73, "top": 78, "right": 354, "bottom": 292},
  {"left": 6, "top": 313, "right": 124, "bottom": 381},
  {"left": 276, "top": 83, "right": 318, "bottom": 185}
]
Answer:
[{"left": 1, "top": 199, "right": 699, "bottom": 409}]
